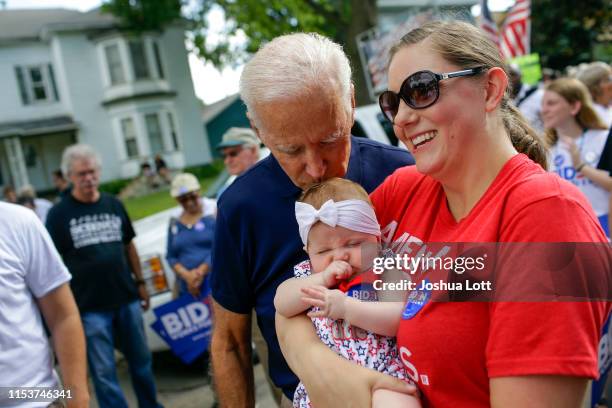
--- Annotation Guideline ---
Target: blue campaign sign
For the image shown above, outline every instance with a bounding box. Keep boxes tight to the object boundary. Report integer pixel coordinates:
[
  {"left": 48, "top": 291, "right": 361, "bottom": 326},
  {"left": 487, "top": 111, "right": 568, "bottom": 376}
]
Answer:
[
  {"left": 592, "top": 314, "right": 612, "bottom": 407},
  {"left": 150, "top": 295, "right": 213, "bottom": 364}
]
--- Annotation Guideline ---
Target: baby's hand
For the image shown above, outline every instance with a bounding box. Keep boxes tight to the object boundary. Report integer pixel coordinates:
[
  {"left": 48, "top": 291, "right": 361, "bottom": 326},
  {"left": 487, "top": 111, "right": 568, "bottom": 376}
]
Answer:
[
  {"left": 301, "top": 286, "right": 347, "bottom": 320},
  {"left": 321, "top": 260, "right": 353, "bottom": 287}
]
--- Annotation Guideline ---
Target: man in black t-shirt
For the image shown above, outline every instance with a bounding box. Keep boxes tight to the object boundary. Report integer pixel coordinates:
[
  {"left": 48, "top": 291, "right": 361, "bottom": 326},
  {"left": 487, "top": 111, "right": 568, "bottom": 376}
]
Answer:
[{"left": 46, "top": 144, "right": 163, "bottom": 408}]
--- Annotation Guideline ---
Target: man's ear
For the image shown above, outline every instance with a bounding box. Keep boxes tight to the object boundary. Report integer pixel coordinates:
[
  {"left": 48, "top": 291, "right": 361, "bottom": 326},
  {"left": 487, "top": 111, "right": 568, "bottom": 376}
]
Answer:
[{"left": 484, "top": 67, "right": 508, "bottom": 113}]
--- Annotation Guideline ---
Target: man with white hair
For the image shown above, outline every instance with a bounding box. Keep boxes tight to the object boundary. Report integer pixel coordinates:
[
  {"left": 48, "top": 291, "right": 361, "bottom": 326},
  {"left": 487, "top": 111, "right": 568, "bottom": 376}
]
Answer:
[
  {"left": 210, "top": 32, "right": 414, "bottom": 406},
  {"left": 46, "top": 144, "right": 163, "bottom": 408}
]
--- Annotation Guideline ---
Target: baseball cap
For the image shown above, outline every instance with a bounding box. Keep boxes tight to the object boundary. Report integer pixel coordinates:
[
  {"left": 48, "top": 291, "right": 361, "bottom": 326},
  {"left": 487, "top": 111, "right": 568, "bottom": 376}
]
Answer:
[
  {"left": 216, "top": 127, "right": 259, "bottom": 150},
  {"left": 170, "top": 173, "right": 200, "bottom": 197}
]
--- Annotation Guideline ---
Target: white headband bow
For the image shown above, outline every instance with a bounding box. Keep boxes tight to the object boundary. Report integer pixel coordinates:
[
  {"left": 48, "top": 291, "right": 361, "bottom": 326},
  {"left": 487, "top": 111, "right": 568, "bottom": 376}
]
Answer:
[{"left": 295, "top": 199, "right": 381, "bottom": 246}]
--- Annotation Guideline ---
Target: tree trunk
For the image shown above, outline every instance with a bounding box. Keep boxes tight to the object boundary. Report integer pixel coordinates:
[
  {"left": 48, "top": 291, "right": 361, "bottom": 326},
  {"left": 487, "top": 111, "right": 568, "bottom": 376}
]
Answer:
[{"left": 343, "top": 0, "right": 378, "bottom": 107}]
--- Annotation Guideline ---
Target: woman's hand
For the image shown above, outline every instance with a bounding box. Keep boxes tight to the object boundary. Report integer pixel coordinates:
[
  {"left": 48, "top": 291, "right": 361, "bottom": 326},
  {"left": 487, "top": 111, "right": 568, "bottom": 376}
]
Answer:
[
  {"left": 559, "top": 136, "right": 581, "bottom": 167},
  {"left": 196, "top": 263, "right": 210, "bottom": 278},
  {"left": 301, "top": 286, "right": 347, "bottom": 320},
  {"left": 185, "top": 269, "right": 203, "bottom": 297}
]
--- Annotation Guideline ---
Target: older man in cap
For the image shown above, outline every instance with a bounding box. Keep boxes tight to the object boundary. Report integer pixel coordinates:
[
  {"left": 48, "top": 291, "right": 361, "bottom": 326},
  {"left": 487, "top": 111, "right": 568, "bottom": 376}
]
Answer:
[{"left": 217, "top": 127, "right": 261, "bottom": 177}]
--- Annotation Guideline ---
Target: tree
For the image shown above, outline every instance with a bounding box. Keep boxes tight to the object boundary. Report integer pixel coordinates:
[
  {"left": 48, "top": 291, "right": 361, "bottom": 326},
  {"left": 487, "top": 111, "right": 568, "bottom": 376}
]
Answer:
[
  {"left": 102, "top": 0, "right": 378, "bottom": 105},
  {"left": 531, "top": 0, "right": 611, "bottom": 70}
]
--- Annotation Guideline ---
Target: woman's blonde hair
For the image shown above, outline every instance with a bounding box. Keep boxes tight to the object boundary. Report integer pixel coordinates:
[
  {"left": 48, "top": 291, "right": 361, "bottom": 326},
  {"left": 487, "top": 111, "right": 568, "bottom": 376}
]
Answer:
[
  {"left": 543, "top": 78, "right": 607, "bottom": 147},
  {"left": 389, "top": 20, "right": 547, "bottom": 169},
  {"left": 576, "top": 62, "right": 611, "bottom": 103},
  {"left": 299, "top": 178, "right": 372, "bottom": 209}
]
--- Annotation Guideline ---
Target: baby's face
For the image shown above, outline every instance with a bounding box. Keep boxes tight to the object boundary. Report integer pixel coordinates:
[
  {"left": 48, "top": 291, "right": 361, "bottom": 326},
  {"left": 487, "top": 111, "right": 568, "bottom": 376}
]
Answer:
[{"left": 307, "top": 223, "right": 379, "bottom": 274}]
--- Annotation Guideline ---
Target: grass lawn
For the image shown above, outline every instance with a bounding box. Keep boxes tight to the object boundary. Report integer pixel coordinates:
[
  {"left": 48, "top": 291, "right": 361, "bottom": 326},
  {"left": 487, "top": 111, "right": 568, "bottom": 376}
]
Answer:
[{"left": 123, "top": 161, "right": 224, "bottom": 221}]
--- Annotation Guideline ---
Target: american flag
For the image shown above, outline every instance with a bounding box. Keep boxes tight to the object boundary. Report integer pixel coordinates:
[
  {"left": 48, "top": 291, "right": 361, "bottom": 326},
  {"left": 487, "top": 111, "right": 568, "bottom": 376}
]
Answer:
[
  {"left": 479, "top": 0, "right": 500, "bottom": 47},
  {"left": 499, "top": 0, "right": 531, "bottom": 59}
]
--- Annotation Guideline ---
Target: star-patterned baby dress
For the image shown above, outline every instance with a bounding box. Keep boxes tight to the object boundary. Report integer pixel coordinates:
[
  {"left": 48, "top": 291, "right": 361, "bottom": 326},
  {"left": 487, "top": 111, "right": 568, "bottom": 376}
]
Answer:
[{"left": 291, "top": 260, "right": 411, "bottom": 408}]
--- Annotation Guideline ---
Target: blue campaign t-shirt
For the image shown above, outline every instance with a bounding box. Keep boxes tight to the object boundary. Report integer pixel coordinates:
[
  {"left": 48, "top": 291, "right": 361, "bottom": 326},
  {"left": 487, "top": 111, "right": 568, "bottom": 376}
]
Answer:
[{"left": 211, "top": 136, "right": 414, "bottom": 397}]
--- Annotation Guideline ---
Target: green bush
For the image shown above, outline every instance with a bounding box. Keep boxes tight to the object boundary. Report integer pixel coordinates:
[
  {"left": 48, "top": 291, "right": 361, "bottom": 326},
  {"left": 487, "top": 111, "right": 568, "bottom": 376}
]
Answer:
[
  {"left": 98, "top": 178, "right": 131, "bottom": 196},
  {"left": 183, "top": 160, "right": 224, "bottom": 180}
]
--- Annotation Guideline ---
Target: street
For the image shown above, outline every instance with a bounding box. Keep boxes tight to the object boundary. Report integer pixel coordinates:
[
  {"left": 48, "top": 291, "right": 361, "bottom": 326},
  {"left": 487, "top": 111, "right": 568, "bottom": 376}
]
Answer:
[{"left": 89, "top": 352, "right": 278, "bottom": 408}]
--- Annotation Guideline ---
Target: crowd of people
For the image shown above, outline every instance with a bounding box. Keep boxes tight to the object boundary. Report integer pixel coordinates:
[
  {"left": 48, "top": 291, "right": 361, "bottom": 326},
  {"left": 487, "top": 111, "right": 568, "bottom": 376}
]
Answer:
[{"left": 0, "top": 16, "right": 610, "bottom": 408}]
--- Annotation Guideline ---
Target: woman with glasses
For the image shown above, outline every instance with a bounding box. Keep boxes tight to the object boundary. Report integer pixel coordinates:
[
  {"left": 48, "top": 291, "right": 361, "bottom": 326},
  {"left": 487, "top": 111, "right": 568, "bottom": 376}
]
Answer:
[
  {"left": 277, "top": 20, "right": 609, "bottom": 407},
  {"left": 166, "top": 173, "right": 216, "bottom": 298},
  {"left": 542, "top": 78, "right": 610, "bottom": 237}
]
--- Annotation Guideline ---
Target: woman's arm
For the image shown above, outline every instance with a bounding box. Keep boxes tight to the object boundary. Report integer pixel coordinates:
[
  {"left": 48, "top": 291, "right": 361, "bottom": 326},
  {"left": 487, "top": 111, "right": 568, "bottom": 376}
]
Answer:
[
  {"left": 577, "top": 165, "right": 612, "bottom": 191},
  {"left": 562, "top": 135, "right": 612, "bottom": 191},
  {"left": 301, "top": 286, "right": 405, "bottom": 336},
  {"left": 276, "top": 313, "right": 416, "bottom": 407},
  {"left": 490, "top": 376, "right": 588, "bottom": 407}
]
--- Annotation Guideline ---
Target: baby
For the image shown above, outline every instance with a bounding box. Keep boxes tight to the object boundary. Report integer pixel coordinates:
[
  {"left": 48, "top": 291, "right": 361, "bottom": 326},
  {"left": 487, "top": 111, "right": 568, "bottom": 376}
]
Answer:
[{"left": 274, "top": 178, "right": 419, "bottom": 408}]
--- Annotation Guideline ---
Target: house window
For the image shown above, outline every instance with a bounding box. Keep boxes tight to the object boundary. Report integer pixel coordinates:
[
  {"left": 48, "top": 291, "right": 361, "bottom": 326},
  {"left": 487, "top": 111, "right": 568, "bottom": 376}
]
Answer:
[
  {"left": 167, "top": 112, "right": 179, "bottom": 150},
  {"left": 29, "top": 67, "right": 47, "bottom": 100},
  {"left": 14, "top": 64, "right": 59, "bottom": 105},
  {"left": 120, "top": 117, "right": 139, "bottom": 158},
  {"left": 129, "top": 40, "right": 150, "bottom": 80},
  {"left": 104, "top": 44, "right": 125, "bottom": 85},
  {"left": 152, "top": 41, "right": 165, "bottom": 79},
  {"left": 145, "top": 113, "right": 164, "bottom": 154}
]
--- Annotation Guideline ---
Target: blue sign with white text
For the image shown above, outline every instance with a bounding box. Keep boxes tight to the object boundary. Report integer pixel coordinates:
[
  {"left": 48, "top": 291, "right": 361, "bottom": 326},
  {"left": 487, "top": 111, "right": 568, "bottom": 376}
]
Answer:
[{"left": 150, "top": 294, "right": 213, "bottom": 364}]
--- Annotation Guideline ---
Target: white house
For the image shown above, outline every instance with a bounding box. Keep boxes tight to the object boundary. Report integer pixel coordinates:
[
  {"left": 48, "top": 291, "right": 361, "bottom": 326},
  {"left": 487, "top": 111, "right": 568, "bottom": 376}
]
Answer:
[{"left": 0, "top": 8, "right": 212, "bottom": 193}]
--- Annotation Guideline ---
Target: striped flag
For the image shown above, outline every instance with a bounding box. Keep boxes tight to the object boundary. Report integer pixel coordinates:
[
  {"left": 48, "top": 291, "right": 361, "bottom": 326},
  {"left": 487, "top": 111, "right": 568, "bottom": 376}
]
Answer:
[
  {"left": 500, "top": 0, "right": 531, "bottom": 59},
  {"left": 479, "top": 0, "right": 500, "bottom": 47}
]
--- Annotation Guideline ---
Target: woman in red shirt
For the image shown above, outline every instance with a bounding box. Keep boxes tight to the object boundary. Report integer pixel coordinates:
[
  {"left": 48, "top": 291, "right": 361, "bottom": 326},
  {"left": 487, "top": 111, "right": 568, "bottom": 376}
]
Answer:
[{"left": 277, "top": 20, "right": 610, "bottom": 407}]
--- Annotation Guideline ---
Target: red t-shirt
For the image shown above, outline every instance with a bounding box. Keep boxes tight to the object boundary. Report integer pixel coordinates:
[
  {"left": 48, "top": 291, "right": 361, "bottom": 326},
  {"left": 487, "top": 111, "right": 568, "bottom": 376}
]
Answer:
[{"left": 370, "top": 154, "right": 610, "bottom": 407}]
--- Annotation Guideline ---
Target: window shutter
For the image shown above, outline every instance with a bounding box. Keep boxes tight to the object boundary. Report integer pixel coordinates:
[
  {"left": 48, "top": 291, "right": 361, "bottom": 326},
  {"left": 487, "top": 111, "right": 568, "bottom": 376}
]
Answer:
[
  {"left": 14, "top": 66, "right": 30, "bottom": 105},
  {"left": 47, "top": 64, "right": 60, "bottom": 101}
]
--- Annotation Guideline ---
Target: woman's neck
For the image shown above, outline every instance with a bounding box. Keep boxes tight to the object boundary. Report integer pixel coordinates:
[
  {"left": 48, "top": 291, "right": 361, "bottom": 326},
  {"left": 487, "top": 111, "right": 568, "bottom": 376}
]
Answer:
[
  {"left": 181, "top": 210, "right": 202, "bottom": 224},
  {"left": 555, "top": 119, "right": 583, "bottom": 139},
  {"left": 440, "top": 126, "right": 517, "bottom": 222}
]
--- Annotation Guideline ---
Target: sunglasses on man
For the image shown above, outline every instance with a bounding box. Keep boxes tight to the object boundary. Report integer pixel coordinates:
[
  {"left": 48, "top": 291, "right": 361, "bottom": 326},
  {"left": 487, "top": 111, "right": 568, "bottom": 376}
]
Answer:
[
  {"left": 221, "top": 147, "right": 243, "bottom": 159},
  {"left": 379, "top": 67, "right": 485, "bottom": 123}
]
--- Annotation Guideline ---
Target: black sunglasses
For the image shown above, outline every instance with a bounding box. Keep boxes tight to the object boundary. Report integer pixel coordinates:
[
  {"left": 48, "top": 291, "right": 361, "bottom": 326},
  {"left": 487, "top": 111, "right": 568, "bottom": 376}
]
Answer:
[
  {"left": 177, "top": 192, "right": 199, "bottom": 204},
  {"left": 221, "top": 147, "right": 243, "bottom": 159},
  {"left": 379, "top": 67, "right": 486, "bottom": 123}
]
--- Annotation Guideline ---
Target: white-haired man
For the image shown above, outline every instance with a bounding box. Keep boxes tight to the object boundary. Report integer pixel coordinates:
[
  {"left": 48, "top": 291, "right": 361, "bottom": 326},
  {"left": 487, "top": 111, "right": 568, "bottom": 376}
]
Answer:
[
  {"left": 46, "top": 144, "right": 163, "bottom": 408},
  {"left": 210, "top": 32, "right": 415, "bottom": 406}
]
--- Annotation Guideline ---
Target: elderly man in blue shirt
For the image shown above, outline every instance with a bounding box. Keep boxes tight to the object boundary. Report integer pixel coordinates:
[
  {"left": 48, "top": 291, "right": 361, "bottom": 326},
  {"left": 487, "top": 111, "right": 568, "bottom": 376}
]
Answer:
[{"left": 210, "top": 32, "right": 414, "bottom": 407}]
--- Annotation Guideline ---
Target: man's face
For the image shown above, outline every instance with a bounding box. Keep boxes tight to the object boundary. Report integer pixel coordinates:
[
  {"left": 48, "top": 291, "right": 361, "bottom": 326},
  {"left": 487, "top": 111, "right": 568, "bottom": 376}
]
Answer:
[
  {"left": 221, "top": 145, "right": 259, "bottom": 176},
  {"left": 253, "top": 92, "right": 353, "bottom": 190},
  {"left": 68, "top": 158, "right": 100, "bottom": 197}
]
